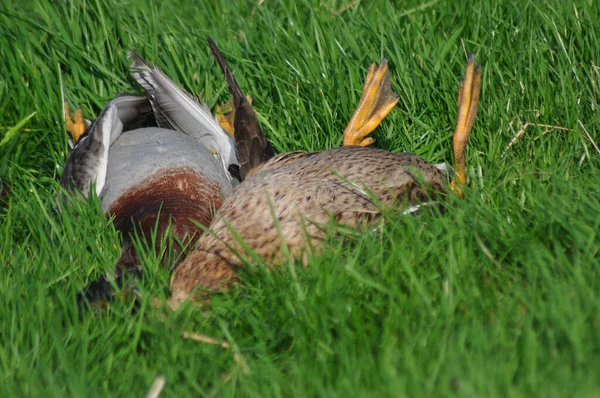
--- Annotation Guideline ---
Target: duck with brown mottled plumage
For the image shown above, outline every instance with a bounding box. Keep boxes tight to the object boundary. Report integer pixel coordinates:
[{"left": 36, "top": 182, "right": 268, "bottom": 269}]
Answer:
[{"left": 168, "top": 38, "right": 481, "bottom": 308}]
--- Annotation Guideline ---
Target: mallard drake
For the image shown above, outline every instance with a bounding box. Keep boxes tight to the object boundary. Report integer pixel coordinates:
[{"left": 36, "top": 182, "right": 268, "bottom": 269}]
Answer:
[
  {"left": 61, "top": 51, "right": 273, "bottom": 271},
  {"left": 169, "top": 39, "right": 481, "bottom": 307}
]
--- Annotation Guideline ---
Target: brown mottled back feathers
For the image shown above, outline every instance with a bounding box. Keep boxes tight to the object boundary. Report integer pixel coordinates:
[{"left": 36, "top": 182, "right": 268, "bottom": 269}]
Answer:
[
  {"left": 170, "top": 146, "right": 446, "bottom": 300},
  {"left": 207, "top": 36, "right": 274, "bottom": 180}
]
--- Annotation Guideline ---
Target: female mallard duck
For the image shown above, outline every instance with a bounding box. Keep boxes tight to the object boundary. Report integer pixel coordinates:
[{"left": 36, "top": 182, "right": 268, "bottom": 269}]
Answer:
[
  {"left": 61, "top": 49, "right": 273, "bottom": 271},
  {"left": 168, "top": 39, "right": 481, "bottom": 307}
]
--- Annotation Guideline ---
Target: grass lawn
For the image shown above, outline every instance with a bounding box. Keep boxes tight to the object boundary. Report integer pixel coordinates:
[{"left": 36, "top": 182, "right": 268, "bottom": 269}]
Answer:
[{"left": 1, "top": 0, "right": 599, "bottom": 396}]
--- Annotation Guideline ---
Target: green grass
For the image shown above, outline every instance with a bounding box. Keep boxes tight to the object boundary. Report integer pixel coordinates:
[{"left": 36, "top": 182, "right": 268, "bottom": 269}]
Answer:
[{"left": 1, "top": 0, "right": 600, "bottom": 396}]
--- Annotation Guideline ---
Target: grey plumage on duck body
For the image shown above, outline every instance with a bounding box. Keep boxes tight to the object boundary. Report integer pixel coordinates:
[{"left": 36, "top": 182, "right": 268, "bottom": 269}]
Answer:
[{"left": 61, "top": 50, "right": 267, "bottom": 270}]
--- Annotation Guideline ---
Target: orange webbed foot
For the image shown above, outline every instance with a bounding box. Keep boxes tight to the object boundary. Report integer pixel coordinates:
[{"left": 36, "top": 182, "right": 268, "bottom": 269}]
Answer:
[
  {"left": 343, "top": 59, "right": 399, "bottom": 147},
  {"left": 450, "top": 54, "right": 482, "bottom": 197},
  {"left": 216, "top": 95, "right": 253, "bottom": 138},
  {"left": 64, "top": 102, "right": 88, "bottom": 143}
]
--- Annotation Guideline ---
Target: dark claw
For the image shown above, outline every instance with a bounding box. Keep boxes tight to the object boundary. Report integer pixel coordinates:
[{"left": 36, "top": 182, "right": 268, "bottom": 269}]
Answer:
[{"left": 77, "top": 269, "right": 142, "bottom": 314}]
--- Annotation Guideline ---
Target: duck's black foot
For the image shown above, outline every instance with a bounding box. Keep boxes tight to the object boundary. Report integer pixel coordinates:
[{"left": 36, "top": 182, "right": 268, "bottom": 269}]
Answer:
[{"left": 77, "top": 269, "right": 142, "bottom": 314}]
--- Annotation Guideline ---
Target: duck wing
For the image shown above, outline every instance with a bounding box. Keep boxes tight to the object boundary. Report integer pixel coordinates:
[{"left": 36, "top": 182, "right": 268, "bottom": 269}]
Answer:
[
  {"left": 207, "top": 36, "right": 274, "bottom": 180},
  {"left": 128, "top": 51, "right": 239, "bottom": 182},
  {"left": 109, "top": 92, "right": 153, "bottom": 133},
  {"left": 61, "top": 103, "right": 122, "bottom": 197}
]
